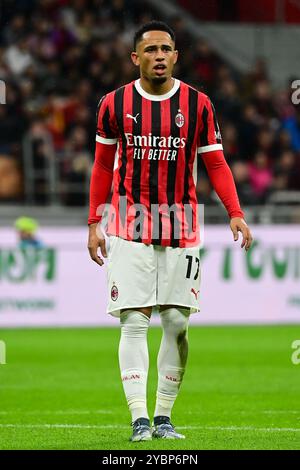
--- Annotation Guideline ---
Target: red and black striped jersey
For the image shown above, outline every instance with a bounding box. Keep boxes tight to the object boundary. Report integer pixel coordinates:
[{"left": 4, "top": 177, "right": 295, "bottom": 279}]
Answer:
[{"left": 95, "top": 79, "right": 223, "bottom": 247}]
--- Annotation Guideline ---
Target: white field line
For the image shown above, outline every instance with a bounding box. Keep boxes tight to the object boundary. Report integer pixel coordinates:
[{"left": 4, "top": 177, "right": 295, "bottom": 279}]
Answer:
[
  {"left": 0, "top": 424, "right": 127, "bottom": 429},
  {"left": 187, "top": 410, "right": 300, "bottom": 415},
  {"left": 0, "top": 424, "right": 299, "bottom": 433},
  {"left": 0, "top": 409, "right": 298, "bottom": 416},
  {"left": 0, "top": 410, "right": 113, "bottom": 415}
]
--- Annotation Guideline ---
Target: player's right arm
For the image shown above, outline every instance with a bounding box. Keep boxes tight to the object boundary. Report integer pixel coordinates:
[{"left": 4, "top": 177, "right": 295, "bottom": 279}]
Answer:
[{"left": 88, "top": 94, "right": 118, "bottom": 266}]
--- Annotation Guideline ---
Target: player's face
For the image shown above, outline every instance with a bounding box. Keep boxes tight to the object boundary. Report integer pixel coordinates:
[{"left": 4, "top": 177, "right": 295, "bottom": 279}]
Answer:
[{"left": 131, "top": 30, "right": 178, "bottom": 84}]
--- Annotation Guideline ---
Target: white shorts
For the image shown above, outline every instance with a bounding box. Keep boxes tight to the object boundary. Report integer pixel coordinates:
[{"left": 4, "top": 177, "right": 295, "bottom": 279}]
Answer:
[{"left": 106, "top": 236, "right": 201, "bottom": 317}]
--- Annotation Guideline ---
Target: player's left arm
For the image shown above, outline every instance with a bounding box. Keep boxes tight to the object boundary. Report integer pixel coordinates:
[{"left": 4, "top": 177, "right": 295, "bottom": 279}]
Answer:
[{"left": 198, "top": 96, "right": 253, "bottom": 251}]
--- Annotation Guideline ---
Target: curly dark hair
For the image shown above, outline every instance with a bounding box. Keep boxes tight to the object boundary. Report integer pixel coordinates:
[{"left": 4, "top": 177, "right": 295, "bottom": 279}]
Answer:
[{"left": 133, "top": 20, "right": 175, "bottom": 50}]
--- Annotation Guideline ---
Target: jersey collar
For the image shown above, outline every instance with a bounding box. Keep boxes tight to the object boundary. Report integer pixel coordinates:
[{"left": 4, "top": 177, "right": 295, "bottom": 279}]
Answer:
[{"left": 134, "top": 78, "right": 180, "bottom": 101}]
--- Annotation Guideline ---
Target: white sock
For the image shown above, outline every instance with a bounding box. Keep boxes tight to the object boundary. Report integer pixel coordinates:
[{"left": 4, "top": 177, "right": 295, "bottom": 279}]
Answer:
[
  {"left": 119, "top": 310, "right": 150, "bottom": 422},
  {"left": 154, "top": 307, "right": 189, "bottom": 419}
]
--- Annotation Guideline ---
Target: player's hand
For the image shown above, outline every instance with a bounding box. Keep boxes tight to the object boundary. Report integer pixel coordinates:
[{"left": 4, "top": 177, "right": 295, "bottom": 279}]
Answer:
[
  {"left": 230, "top": 217, "right": 253, "bottom": 251},
  {"left": 87, "top": 223, "right": 107, "bottom": 266}
]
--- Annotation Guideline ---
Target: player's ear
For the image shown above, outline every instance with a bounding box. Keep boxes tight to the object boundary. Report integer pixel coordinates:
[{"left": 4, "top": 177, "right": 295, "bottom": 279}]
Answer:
[
  {"left": 173, "top": 50, "right": 178, "bottom": 65},
  {"left": 131, "top": 51, "right": 140, "bottom": 66}
]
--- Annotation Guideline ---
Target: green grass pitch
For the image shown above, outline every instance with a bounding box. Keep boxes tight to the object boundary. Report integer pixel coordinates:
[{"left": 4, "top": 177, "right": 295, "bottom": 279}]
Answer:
[{"left": 0, "top": 325, "right": 299, "bottom": 450}]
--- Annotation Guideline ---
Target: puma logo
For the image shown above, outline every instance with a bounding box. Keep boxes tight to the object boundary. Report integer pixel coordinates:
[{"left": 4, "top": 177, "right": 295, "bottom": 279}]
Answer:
[
  {"left": 126, "top": 113, "right": 139, "bottom": 123},
  {"left": 191, "top": 288, "right": 200, "bottom": 300}
]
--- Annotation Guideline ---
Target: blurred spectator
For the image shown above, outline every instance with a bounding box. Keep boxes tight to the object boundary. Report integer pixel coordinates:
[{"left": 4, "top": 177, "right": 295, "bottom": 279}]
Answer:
[
  {"left": 4, "top": 35, "right": 35, "bottom": 76},
  {"left": 231, "top": 161, "right": 258, "bottom": 205},
  {"left": 170, "top": 16, "right": 193, "bottom": 51},
  {"left": 274, "top": 129, "right": 293, "bottom": 157},
  {"left": 2, "top": 14, "right": 27, "bottom": 45},
  {"left": 255, "top": 127, "right": 275, "bottom": 157},
  {"left": 238, "top": 103, "right": 262, "bottom": 158},
  {"left": 193, "top": 38, "right": 223, "bottom": 93},
  {"left": 0, "top": 87, "right": 27, "bottom": 154},
  {"left": 283, "top": 106, "right": 300, "bottom": 152},
  {"left": 0, "top": 155, "right": 23, "bottom": 200},
  {"left": 248, "top": 151, "right": 273, "bottom": 203},
  {"left": 273, "top": 150, "right": 300, "bottom": 191},
  {"left": 214, "top": 77, "right": 241, "bottom": 122},
  {"left": 196, "top": 178, "right": 216, "bottom": 207},
  {"left": 251, "top": 79, "right": 278, "bottom": 122},
  {"left": 15, "top": 216, "right": 43, "bottom": 248},
  {"left": 221, "top": 123, "right": 240, "bottom": 163},
  {"left": 241, "top": 58, "right": 269, "bottom": 100},
  {"left": 63, "top": 125, "right": 92, "bottom": 206}
]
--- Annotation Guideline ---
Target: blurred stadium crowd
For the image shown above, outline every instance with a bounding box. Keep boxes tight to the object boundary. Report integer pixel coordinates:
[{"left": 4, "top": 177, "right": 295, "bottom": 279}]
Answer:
[{"left": 0, "top": 0, "right": 299, "bottom": 207}]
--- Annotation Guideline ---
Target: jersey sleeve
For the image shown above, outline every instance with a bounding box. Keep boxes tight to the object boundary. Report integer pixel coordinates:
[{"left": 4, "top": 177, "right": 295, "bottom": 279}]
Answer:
[
  {"left": 96, "top": 93, "right": 118, "bottom": 145},
  {"left": 201, "top": 149, "right": 244, "bottom": 219},
  {"left": 88, "top": 141, "right": 116, "bottom": 225},
  {"left": 197, "top": 96, "right": 223, "bottom": 154}
]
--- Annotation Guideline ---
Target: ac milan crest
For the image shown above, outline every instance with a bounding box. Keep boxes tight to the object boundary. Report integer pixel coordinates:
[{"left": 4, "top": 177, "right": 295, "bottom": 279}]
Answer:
[
  {"left": 175, "top": 110, "right": 185, "bottom": 128},
  {"left": 111, "top": 283, "right": 118, "bottom": 301}
]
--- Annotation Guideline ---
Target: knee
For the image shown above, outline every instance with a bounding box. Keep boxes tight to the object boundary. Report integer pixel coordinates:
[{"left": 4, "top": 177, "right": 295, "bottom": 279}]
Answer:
[
  {"left": 120, "top": 310, "right": 150, "bottom": 338},
  {"left": 160, "top": 307, "right": 189, "bottom": 339}
]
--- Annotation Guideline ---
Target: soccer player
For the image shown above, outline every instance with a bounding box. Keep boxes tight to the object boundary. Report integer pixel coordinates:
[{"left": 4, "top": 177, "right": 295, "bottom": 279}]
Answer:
[{"left": 88, "top": 21, "right": 252, "bottom": 441}]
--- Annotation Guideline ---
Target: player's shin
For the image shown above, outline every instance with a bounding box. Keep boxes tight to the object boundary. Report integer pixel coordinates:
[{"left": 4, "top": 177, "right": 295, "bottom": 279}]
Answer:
[
  {"left": 119, "top": 310, "right": 150, "bottom": 422},
  {"left": 155, "top": 307, "right": 189, "bottom": 419}
]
